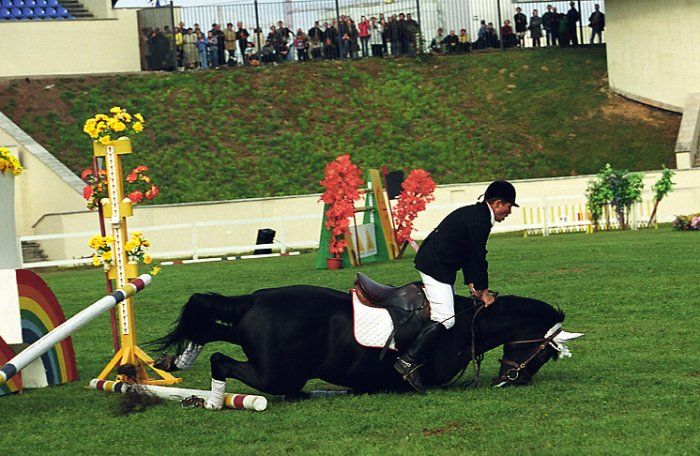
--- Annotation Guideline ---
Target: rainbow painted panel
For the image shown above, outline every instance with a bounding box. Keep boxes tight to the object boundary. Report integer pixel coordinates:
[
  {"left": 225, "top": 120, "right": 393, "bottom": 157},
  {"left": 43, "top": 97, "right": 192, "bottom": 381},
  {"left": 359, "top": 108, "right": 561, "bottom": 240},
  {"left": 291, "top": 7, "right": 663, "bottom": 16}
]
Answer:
[
  {"left": 16, "top": 270, "right": 78, "bottom": 386},
  {"left": 0, "top": 336, "right": 21, "bottom": 396}
]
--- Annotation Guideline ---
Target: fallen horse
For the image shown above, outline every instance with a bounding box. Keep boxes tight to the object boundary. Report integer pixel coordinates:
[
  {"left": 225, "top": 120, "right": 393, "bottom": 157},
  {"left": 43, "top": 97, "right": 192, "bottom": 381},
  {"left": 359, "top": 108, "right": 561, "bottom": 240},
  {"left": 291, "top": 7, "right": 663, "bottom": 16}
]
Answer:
[{"left": 152, "top": 274, "right": 583, "bottom": 408}]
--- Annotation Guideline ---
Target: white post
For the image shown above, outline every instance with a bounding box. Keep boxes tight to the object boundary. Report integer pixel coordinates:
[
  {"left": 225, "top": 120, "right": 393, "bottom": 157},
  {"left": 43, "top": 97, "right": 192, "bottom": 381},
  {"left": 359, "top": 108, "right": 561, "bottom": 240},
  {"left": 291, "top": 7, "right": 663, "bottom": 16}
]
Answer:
[
  {"left": 192, "top": 222, "right": 199, "bottom": 261},
  {"left": 279, "top": 216, "right": 287, "bottom": 254},
  {"left": 543, "top": 199, "right": 550, "bottom": 237},
  {"left": 0, "top": 173, "right": 21, "bottom": 269}
]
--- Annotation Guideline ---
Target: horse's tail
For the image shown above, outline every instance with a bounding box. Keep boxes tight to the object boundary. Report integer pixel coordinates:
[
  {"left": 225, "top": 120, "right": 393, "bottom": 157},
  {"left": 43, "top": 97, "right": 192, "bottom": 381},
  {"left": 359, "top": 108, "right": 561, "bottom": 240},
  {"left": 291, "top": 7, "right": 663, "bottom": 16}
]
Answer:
[{"left": 149, "top": 292, "right": 253, "bottom": 354}]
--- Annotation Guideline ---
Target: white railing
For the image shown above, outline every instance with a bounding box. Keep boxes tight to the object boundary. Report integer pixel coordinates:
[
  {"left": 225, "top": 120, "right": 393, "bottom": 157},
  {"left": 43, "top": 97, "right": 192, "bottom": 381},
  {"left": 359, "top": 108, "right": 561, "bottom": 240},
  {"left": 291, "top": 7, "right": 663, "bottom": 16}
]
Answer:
[{"left": 19, "top": 214, "right": 321, "bottom": 269}]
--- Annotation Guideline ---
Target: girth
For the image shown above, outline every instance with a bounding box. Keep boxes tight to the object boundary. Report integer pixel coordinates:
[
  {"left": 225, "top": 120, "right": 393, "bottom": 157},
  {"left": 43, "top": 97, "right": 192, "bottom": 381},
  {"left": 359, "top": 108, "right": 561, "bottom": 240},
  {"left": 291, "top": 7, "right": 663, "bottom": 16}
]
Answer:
[{"left": 354, "top": 273, "right": 431, "bottom": 357}]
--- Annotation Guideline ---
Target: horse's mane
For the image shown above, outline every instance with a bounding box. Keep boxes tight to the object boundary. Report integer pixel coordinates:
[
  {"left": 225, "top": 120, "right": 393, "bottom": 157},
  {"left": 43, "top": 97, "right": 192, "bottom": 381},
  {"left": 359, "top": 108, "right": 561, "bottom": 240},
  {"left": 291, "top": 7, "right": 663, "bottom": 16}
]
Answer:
[{"left": 493, "top": 295, "right": 565, "bottom": 328}]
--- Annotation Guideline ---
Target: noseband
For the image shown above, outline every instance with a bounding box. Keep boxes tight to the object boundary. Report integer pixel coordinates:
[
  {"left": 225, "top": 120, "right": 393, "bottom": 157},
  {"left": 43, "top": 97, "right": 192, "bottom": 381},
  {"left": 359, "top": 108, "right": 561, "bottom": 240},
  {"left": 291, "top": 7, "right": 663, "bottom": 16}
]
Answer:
[{"left": 496, "top": 327, "right": 562, "bottom": 384}]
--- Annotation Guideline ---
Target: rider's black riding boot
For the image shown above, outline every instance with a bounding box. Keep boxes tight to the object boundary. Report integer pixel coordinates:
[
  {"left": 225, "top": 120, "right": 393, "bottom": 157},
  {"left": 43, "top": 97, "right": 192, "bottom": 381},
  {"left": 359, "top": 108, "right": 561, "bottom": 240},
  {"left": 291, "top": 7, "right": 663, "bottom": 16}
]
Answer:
[{"left": 394, "top": 322, "right": 447, "bottom": 393}]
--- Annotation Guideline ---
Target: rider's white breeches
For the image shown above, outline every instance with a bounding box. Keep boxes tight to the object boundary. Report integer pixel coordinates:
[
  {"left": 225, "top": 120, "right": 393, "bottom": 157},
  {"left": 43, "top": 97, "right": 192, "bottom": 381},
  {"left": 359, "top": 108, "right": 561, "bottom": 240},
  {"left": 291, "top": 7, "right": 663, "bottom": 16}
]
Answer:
[{"left": 419, "top": 272, "right": 455, "bottom": 330}]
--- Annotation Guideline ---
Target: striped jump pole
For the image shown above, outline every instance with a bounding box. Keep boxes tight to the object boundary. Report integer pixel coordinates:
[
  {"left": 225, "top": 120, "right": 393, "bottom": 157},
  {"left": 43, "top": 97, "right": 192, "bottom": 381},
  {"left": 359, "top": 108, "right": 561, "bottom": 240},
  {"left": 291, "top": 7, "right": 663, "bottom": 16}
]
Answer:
[
  {"left": 89, "top": 379, "right": 268, "bottom": 412},
  {"left": 0, "top": 274, "right": 152, "bottom": 385}
]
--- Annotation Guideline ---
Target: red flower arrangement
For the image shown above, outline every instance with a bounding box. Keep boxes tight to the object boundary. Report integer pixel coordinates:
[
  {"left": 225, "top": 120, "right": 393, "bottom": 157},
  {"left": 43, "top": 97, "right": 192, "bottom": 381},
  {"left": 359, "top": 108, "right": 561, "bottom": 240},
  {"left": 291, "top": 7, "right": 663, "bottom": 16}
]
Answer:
[
  {"left": 319, "top": 155, "right": 364, "bottom": 258},
  {"left": 392, "top": 169, "right": 436, "bottom": 245},
  {"left": 81, "top": 165, "right": 160, "bottom": 210}
]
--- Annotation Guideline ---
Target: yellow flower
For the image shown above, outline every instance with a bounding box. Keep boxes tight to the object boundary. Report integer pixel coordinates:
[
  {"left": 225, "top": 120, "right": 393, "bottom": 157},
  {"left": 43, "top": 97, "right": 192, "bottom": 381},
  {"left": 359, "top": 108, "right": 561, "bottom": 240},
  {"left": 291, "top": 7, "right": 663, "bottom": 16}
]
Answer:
[
  {"left": 150, "top": 266, "right": 161, "bottom": 276},
  {"left": 109, "top": 106, "right": 122, "bottom": 114},
  {"left": 101, "top": 250, "right": 113, "bottom": 262},
  {"left": 124, "top": 240, "right": 137, "bottom": 251},
  {"left": 135, "top": 113, "right": 144, "bottom": 123},
  {"left": 111, "top": 121, "right": 126, "bottom": 132},
  {"left": 132, "top": 122, "right": 144, "bottom": 133},
  {"left": 144, "top": 254, "right": 152, "bottom": 264},
  {"left": 105, "top": 235, "right": 115, "bottom": 244},
  {"left": 141, "top": 240, "right": 150, "bottom": 247},
  {"left": 132, "top": 231, "right": 142, "bottom": 237},
  {"left": 99, "top": 135, "right": 111, "bottom": 145},
  {"left": 92, "top": 255, "right": 101, "bottom": 267}
]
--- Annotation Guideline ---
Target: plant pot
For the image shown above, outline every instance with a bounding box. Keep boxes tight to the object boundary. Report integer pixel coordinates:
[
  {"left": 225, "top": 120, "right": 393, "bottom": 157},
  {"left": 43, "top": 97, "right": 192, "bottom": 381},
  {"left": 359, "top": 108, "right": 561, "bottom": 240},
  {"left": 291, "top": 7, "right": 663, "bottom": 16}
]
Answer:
[{"left": 326, "top": 257, "right": 342, "bottom": 270}]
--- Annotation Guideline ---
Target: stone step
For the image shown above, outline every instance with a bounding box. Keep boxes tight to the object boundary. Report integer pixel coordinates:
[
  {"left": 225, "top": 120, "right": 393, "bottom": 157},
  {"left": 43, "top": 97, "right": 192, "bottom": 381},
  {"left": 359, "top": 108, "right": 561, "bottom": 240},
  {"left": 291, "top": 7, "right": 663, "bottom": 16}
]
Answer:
[
  {"left": 61, "top": 0, "right": 94, "bottom": 18},
  {"left": 21, "top": 241, "right": 49, "bottom": 263}
]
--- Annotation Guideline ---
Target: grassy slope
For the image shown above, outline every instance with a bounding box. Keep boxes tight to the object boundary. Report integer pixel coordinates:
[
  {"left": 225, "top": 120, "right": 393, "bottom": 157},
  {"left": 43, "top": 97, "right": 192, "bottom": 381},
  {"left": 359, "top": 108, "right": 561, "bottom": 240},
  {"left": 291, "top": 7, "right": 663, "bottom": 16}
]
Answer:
[
  {"left": 1, "top": 228, "right": 697, "bottom": 454},
  {"left": 0, "top": 47, "right": 679, "bottom": 204}
]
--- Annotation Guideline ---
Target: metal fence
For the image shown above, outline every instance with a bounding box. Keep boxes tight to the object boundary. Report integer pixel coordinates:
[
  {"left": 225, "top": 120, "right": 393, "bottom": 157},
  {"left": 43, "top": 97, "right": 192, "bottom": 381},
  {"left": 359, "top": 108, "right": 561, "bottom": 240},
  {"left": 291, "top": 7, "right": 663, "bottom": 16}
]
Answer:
[{"left": 137, "top": 0, "right": 605, "bottom": 68}]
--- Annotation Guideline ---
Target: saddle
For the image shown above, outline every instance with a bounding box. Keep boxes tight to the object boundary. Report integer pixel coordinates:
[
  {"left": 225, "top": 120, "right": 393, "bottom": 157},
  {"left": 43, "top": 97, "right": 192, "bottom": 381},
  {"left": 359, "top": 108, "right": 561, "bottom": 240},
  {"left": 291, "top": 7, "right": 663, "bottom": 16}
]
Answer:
[{"left": 354, "top": 273, "right": 431, "bottom": 357}]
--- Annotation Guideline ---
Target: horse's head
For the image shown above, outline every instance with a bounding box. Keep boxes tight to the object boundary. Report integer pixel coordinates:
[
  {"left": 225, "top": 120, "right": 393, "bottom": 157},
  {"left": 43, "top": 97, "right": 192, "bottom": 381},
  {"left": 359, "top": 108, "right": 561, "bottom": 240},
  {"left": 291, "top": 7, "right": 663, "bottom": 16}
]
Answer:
[{"left": 480, "top": 296, "right": 584, "bottom": 387}]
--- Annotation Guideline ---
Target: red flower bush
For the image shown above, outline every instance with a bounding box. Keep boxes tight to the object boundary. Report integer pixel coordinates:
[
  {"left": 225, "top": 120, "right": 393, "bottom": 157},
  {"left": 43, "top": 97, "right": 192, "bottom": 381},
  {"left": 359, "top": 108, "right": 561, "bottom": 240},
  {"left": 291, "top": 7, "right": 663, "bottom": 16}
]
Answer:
[
  {"left": 81, "top": 164, "right": 160, "bottom": 210},
  {"left": 392, "top": 169, "right": 436, "bottom": 245},
  {"left": 319, "top": 155, "right": 364, "bottom": 257}
]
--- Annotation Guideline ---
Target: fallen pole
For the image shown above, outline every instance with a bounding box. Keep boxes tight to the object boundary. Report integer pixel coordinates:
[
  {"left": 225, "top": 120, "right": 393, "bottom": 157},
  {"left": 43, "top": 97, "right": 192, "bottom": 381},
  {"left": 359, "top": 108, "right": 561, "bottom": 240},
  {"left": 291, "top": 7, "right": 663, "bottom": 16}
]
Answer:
[
  {"left": 89, "top": 379, "right": 268, "bottom": 412},
  {"left": 0, "top": 274, "right": 152, "bottom": 385}
]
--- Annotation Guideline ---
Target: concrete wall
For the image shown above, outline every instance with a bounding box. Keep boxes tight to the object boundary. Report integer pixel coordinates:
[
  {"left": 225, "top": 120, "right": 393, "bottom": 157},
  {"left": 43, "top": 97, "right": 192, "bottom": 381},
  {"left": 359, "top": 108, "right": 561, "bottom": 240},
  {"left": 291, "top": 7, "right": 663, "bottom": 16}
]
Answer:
[
  {"left": 0, "top": 111, "right": 85, "bottom": 237},
  {"left": 606, "top": 0, "right": 700, "bottom": 112},
  {"left": 29, "top": 168, "right": 700, "bottom": 263},
  {"left": 0, "top": 9, "right": 140, "bottom": 78}
]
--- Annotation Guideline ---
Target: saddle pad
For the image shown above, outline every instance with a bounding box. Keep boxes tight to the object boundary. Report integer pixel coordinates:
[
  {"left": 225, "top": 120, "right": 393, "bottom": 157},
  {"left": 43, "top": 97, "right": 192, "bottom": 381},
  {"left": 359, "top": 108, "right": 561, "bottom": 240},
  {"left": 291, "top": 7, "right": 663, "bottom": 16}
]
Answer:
[{"left": 352, "top": 290, "right": 396, "bottom": 351}]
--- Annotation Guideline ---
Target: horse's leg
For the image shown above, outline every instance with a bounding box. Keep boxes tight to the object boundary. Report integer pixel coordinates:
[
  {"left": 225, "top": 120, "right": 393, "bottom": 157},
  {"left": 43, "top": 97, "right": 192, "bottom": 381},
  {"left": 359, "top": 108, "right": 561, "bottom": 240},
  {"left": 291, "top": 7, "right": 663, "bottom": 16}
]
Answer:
[
  {"left": 204, "top": 351, "right": 307, "bottom": 408},
  {"left": 154, "top": 323, "right": 237, "bottom": 372}
]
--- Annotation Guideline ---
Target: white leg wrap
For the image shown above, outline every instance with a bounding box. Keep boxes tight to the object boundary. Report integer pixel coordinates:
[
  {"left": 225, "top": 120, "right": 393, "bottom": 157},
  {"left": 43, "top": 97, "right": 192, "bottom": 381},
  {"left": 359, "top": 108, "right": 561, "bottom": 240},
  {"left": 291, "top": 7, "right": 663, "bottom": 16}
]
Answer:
[
  {"left": 174, "top": 342, "right": 203, "bottom": 371},
  {"left": 204, "top": 378, "right": 226, "bottom": 410}
]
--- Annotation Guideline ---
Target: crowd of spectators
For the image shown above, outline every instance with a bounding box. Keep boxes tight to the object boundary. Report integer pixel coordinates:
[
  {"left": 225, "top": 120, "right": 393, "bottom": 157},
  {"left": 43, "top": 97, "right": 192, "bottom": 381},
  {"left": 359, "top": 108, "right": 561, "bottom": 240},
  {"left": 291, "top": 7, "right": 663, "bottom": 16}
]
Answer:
[{"left": 140, "top": 2, "right": 605, "bottom": 71}]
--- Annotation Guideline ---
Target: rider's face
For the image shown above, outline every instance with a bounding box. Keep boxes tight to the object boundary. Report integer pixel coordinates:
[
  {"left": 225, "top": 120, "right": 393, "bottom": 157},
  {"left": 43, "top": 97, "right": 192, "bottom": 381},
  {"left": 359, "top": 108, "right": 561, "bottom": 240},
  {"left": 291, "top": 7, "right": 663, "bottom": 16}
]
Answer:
[{"left": 492, "top": 200, "right": 513, "bottom": 222}]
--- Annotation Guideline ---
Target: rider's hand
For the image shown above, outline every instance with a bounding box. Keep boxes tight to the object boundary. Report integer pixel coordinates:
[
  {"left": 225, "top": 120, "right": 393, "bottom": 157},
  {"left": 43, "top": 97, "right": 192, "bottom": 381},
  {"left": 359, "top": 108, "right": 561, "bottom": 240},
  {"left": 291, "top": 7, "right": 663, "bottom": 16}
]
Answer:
[
  {"left": 481, "top": 290, "right": 495, "bottom": 307},
  {"left": 468, "top": 283, "right": 480, "bottom": 298}
]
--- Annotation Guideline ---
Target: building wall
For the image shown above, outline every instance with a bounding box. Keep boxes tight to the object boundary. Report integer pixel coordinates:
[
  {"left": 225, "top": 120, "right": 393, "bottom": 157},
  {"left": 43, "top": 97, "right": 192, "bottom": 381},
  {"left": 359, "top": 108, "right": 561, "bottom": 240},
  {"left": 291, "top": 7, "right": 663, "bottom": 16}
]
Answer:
[
  {"left": 82, "top": 0, "right": 114, "bottom": 19},
  {"left": 0, "top": 9, "right": 140, "bottom": 78},
  {"left": 606, "top": 0, "right": 700, "bottom": 112}
]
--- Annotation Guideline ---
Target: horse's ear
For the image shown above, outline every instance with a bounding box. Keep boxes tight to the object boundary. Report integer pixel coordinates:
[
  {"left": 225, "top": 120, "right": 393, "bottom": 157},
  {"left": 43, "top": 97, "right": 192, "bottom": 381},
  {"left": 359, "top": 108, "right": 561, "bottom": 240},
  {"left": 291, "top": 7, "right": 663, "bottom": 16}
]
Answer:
[{"left": 554, "top": 330, "right": 584, "bottom": 342}]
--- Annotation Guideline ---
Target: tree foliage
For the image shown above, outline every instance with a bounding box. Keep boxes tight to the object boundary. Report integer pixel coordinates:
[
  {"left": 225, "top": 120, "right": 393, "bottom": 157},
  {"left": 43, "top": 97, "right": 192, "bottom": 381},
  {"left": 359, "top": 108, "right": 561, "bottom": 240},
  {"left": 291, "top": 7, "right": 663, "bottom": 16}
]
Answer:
[{"left": 586, "top": 164, "right": 644, "bottom": 230}]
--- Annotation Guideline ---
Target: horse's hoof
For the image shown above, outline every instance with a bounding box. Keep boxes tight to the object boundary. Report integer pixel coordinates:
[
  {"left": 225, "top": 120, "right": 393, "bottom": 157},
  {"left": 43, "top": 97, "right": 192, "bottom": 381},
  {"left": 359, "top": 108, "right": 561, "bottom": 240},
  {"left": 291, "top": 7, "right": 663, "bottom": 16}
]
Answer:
[{"left": 153, "top": 353, "right": 179, "bottom": 372}]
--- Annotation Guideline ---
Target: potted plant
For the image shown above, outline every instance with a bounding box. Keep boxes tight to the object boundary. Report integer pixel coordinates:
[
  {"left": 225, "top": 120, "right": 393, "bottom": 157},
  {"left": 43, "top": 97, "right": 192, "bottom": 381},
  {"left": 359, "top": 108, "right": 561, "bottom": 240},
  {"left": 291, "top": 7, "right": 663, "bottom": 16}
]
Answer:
[
  {"left": 88, "top": 232, "right": 160, "bottom": 278},
  {"left": 319, "top": 155, "right": 364, "bottom": 269},
  {"left": 392, "top": 169, "right": 436, "bottom": 257}
]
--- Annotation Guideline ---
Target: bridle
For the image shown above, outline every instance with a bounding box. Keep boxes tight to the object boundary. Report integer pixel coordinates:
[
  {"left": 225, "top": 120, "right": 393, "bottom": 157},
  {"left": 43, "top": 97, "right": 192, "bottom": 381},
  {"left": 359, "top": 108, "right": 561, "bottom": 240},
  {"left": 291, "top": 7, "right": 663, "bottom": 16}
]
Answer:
[
  {"left": 444, "top": 299, "right": 562, "bottom": 388},
  {"left": 495, "top": 327, "right": 562, "bottom": 384}
]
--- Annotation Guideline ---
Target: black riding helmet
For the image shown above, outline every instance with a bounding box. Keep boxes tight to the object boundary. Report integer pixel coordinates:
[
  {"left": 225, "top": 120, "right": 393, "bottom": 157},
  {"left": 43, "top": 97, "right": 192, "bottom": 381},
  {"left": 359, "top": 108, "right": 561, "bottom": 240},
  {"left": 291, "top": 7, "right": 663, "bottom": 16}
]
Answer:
[{"left": 484, "top": 180, "right": 519, "bottom": 207}]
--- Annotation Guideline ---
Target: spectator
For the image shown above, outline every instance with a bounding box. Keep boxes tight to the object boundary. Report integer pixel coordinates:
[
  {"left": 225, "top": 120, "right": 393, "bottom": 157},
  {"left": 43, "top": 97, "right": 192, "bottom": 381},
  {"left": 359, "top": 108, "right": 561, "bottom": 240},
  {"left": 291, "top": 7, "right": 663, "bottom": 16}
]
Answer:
[
  {"left": 551, "top": 7, "right": 562, "bottom": 47},
  {"left": 501, "top": 20, "right": 516, "bottom": 48},
  {"left": 458, "top": 28, "right": 470, "bottom": 53},
  {"left": 277, "top": 21, "right": 294, "bottom": 61},
  {"left": 236, "top": 22, "right": 249, "bottom": 65},
  {"left": 558, "top": 7, "right": 569, "bottom": 47},
  {"left": 294, "top": 29, "right": 308, "bottom": 61},
  {"left": 308, "top": 36, "right": 322, "bottom": 60},
  {"left": 196, "top": 32, "right": 209, "bottom": 69},
  {"left": 476, "top": 20, "right": 488, "bottom": 50},
  {"left": 369, "top": 16, "right": 383, "bottom": 57},
  {"left": 486, "top": 22, "right": 499, "bottom": 48},
  {"left": 566, "top": 1, "right": 580, "bottom": 46},
  {"left": 358, "top": 16, "right": 370, "bottom": 57},
  {"left": 380, "top": 17, "right": 389, "bottom": 56},
  {"left": 207, "top": 30, "right": 219, "bottom": 68},
  {"left": 445, "top": 30, "right": 459, "bottom": 54},
  {"left": 529, "top": 9, "right": 543, "bottom": 48},
  {"left": 430, "top": 28, "right": 445, "bottom": 54},
  {"left": 182, "top": 28, "right": 198, "bottom": 69},
  {"left": 210, "top": 24, "right": 225, "bottom": 67},
  {"left": 330, "top": 19, "right": 341, "bottom": 58},
  {"left": 174, "top": 26, "right": 184, "bottom": 69},
  {"left": 514, "top": 7, "right": 527, "bottom": 47},
  {"left": 308, "top": 21, "right": 323, "bottom": 43},
  {"left": 397, "top": 13, "right": 409, "bottom": 55},
  {"left": 224, "top": 23, "right": 237, "bottom": 65},
  {"left": 388, "top": 14, "right": 400, "bottom": 56},
  {"left": 542, "top": 5, "right": 556, "bottom": 47},
  {"left": 406, "top": 13, "right": 419, "bottom": 55},
  {"left": 589, "top": 4, "right": 605, "bottom": 44},
  {"left": 261, "top": 39, "right": 275, "bottom": 64},
  {"left": 338, "top": 17, "right": 349, "bottom": 58},
  {"left": 322, "top": 21, "right": 337, "bottom": 60},
  {"left": 348, "top": 19, "right": 360, "bottom": 59}
]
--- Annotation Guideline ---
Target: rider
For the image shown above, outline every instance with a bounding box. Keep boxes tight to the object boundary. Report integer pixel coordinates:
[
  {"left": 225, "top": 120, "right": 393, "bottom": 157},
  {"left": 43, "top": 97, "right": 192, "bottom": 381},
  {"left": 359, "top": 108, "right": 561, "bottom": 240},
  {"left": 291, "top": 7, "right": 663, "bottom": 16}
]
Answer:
[{"left": 394, "top": 180, "right": 518, "bottom": 393}]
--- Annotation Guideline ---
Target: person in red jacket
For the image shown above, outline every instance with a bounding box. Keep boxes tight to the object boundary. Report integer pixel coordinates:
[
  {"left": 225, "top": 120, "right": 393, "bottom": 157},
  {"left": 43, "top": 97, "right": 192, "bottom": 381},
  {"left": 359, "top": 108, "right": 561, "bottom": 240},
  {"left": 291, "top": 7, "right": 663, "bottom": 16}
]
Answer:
[
  {"left": 358, "top": 16, "right": 371, "bottom": 57},
  {"left": 394, "top": 180, "right": 518, "bottom": 393}
]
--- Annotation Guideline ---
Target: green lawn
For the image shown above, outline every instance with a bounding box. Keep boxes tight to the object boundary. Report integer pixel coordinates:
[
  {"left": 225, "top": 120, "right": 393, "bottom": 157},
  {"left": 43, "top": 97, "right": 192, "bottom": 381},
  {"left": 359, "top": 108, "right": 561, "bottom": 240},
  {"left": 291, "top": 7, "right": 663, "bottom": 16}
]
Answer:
[
  {"left": 0, "top": 47, "right": 680, "bottom": 203},
  {"left": 1, "top": 228, "right": 698, "bottom": 455}
]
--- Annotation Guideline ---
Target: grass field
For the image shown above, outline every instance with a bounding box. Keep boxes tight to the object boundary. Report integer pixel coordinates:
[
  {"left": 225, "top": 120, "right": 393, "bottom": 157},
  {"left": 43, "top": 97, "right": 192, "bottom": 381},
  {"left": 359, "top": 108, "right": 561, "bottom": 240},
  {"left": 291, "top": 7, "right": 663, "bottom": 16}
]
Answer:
[
  {"left": 1, "top": 228, "right": 698, "bottom": 455},
  {"left": 0, "top": 47, "right": 680, "bottom": 203}
]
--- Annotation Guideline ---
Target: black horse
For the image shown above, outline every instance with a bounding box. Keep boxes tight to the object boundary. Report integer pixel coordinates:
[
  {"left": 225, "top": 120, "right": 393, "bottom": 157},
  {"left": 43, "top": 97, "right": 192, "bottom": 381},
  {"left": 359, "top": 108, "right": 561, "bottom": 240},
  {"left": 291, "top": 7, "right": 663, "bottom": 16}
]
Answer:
[{"left": 152, "top": 284, "right": 582, "bottom": 396}]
